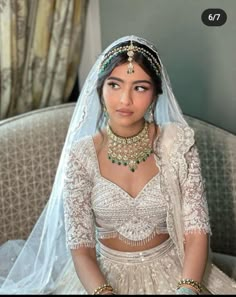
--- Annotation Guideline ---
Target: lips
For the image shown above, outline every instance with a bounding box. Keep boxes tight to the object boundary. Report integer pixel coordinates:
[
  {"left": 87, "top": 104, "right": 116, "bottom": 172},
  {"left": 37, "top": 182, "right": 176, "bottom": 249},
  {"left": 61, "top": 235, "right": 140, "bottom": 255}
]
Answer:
[{"left": 116, "top": 109, "right": 133, "bottom": 115}]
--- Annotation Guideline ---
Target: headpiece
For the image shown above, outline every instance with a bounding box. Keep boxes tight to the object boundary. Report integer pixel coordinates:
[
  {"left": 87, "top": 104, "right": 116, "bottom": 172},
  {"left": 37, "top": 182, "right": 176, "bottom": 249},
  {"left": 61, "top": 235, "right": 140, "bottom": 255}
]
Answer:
[{"left": 99, "top": 40, "right": 162, "bottom": 76}]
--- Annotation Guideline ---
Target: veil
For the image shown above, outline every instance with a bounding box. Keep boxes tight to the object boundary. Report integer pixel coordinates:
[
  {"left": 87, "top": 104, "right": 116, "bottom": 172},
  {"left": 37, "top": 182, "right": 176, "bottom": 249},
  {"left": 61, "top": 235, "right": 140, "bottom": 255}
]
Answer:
[{"left": 0, "top": 35, "right": 188, "bottom": 294}]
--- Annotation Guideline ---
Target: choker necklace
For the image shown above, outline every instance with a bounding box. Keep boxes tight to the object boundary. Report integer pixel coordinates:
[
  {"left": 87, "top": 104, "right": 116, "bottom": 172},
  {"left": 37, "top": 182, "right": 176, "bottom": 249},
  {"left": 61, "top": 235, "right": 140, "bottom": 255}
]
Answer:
[{"left": 106, "top": 121, "right": 153, "bottom": 172}]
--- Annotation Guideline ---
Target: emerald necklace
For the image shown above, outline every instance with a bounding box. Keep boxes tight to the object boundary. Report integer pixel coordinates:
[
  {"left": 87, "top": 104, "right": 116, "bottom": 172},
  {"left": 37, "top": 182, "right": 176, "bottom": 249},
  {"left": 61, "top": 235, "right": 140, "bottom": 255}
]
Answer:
[{"left": 106, "top": 121, "right": 153, "bottom": 172}]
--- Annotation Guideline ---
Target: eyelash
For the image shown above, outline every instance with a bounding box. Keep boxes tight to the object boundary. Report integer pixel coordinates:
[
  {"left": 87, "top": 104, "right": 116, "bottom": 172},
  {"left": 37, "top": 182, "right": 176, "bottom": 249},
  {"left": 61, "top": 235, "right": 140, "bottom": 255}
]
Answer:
[
  {"left": 107, "top": 82, "right": 119, "bottom": 89},
  {"left": 135, "top": 86, "right": 148, "bottom": 92},
  {"left": 107, "top": 82, "right": 149, "bottom": 92}
]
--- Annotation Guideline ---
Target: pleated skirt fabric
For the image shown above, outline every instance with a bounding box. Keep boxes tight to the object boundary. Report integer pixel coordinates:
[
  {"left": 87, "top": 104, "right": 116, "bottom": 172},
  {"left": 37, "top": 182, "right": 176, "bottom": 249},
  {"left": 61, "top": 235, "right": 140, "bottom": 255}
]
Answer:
[
  {"left": 53, "top": 237, "right": 236, "bottom": 295},
  {"left": 54, "top": 238, "right": 183, "bottom": 294}
]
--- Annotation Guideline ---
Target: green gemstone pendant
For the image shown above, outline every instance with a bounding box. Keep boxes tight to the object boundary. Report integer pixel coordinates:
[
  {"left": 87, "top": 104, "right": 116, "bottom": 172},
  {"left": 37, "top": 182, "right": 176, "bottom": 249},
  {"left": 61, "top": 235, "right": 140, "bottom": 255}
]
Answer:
[{"left": 106, "top": 121, "right": 153, "bottom": 172}]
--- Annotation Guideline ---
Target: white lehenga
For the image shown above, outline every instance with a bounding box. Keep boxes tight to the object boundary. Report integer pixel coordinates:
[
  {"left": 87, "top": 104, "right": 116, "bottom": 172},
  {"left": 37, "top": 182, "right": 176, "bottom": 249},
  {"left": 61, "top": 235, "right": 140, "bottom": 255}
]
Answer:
[
  {"left": 1, "top": 238, "right": 236, "bottom": 294},
  {"left": 52, "top": 240, "right": 236, "bottom": 295},
  {"left": 54, "top": 238, "right": 183, "bottom": 295}
]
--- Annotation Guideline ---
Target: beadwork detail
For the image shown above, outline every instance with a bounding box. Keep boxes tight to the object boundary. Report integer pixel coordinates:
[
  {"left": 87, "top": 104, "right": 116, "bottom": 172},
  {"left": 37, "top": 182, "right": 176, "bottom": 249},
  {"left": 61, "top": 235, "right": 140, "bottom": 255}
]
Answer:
[
  {"left": 106, "top": 121, "right": 153, "bottom": 172},
  {"left": 177, "top": 278, "right": 202, "bottom": 294},
  {"left": 127, "top": 40, "right": 135, "bottom": 74},
  {"left": 99, "top": 42, "right": 161, "bottom": 76}
]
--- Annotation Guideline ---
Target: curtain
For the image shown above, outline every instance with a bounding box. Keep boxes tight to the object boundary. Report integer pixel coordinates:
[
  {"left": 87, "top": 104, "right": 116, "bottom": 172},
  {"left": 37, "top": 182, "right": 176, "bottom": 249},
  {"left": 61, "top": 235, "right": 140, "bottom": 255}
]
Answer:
[{"left": 0, "top": 0, "right": 88, "bottom": 119}]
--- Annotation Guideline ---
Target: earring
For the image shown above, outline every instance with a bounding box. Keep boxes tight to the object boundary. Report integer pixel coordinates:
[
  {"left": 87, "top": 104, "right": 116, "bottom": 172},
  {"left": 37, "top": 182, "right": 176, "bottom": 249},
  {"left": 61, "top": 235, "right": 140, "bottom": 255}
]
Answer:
[
  {"left": 146, "top": 105, "right": 154, "bottom": 123},
  {"left": 103, "top": 105, "right": 109, "bottom": 118},
  {"left": 148, "top": 109, "right": 154, "bottom": 123}
]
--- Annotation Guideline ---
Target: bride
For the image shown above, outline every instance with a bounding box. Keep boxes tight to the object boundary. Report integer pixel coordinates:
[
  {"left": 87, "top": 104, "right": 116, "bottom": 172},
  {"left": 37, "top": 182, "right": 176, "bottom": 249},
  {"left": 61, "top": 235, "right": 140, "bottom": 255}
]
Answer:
[{"left": 0, "top": 35, "right": 236, "bottom": 295}]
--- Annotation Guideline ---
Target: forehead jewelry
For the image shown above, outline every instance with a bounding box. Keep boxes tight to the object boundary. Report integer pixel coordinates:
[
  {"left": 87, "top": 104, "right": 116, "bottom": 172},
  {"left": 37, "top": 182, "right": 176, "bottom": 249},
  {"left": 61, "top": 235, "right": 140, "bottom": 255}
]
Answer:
[
  {"left": 127, "top": 40, "right": 135, "bottom": 74},
  {"left": 99, "top": 41, "right": 161, "bottom": 76}
]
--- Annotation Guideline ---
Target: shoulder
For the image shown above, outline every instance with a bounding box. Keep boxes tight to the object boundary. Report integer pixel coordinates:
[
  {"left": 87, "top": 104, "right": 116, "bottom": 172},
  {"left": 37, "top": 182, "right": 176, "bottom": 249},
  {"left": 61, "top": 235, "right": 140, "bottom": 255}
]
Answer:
[
  {"left": 65, "top": 135, "right": 96, "bottom": 177},
  {"left": 67, "top": 135, "right": 94, "bottom": 163},
  {"left": 70, "top": 135, "right": 93, "bottom": 153},
  {"left": 160, "top": 122, "right": 194, "bottom": 141},
  {"left": 158, "top": 122, "right": 195, "bottom": 156}
]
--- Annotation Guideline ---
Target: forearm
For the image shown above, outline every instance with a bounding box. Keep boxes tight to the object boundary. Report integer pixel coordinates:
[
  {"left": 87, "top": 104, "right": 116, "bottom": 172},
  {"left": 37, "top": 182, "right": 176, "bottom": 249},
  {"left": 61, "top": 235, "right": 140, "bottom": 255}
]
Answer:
[
  {"left": 71, "top": 249, "right": 108, "bottom": 294},
  {"left": 182, "top": 232, "right": 209, "bottom": 282}
]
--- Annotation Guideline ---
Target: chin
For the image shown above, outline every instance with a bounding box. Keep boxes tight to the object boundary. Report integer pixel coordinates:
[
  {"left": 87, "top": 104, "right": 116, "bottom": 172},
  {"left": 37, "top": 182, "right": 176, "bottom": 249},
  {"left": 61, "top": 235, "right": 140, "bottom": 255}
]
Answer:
[{"left": 111, "top": 117, "right": 144, "bottom": 127}]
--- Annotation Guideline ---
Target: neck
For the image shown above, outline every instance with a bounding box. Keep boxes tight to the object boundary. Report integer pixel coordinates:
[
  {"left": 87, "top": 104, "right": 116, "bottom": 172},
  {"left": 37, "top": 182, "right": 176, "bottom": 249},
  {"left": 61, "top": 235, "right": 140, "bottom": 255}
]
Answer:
[{"left": 107, "top": 119, "right": 145, "bottom": 138}]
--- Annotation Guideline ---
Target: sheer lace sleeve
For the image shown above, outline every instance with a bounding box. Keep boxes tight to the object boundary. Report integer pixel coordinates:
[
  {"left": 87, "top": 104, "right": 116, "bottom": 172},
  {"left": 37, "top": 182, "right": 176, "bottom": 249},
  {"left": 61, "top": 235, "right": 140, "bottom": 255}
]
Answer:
[
  {"left": 181, "top": 144, "right": 212, "bottom": 235},
  {"left": 63, "top": 140, "right": 96, "bottom": 249}
]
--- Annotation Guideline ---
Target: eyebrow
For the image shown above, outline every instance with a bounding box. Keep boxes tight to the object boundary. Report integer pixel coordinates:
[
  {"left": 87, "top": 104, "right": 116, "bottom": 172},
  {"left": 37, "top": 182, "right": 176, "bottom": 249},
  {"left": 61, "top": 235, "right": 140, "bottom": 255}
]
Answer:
[{"left": 107, "top": 77, "right": 152, "bottom": 85}]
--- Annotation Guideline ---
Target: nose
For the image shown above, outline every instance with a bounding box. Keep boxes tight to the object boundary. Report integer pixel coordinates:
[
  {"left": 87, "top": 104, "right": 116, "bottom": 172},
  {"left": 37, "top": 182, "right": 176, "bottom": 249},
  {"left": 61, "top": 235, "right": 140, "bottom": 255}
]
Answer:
[{"left": 120, "top": 88, "right": 132, "bottom": 105}]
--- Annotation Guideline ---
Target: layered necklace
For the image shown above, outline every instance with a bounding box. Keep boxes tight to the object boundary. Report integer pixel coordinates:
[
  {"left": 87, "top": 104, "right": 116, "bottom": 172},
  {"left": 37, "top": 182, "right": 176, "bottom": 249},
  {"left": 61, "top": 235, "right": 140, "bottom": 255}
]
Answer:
[{"left": 106, "top": 121, "right": 153, "bottom": 172}]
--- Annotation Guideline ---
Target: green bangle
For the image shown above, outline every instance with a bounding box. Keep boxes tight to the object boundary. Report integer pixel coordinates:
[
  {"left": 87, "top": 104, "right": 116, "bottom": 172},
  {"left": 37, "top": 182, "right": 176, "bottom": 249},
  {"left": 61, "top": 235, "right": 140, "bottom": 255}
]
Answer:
[{"left": 175, "top": 287, "right": 198, "bottom": 295}]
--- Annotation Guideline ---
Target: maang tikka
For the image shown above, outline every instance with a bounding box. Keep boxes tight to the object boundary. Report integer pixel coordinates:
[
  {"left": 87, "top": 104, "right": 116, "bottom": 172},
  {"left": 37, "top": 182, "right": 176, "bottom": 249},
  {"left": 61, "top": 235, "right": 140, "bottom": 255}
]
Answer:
[{"left": 127, "top": 40, "right": 135, "bottom": 74}]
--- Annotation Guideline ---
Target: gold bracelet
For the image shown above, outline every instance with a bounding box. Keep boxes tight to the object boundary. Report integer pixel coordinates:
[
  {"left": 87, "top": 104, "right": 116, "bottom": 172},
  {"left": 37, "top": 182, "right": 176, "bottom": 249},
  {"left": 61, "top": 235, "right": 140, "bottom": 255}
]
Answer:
[
  {"left": 177, "top": 278, "right": 202, "bottom": 293},
  {"left": 92, "top": 284, "right": 114, "bottom": 295}
]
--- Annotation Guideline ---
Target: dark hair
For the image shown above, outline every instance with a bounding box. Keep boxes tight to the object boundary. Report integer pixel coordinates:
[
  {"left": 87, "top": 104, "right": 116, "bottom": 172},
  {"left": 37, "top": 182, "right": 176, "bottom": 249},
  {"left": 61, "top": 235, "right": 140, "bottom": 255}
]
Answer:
[{"left": 96, "top": 41, "right": 163, "bottom": 130}]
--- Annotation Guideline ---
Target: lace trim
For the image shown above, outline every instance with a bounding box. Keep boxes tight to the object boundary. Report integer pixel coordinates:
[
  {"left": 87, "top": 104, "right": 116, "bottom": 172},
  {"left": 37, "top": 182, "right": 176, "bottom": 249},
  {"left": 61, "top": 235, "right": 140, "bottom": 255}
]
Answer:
[
  {"left": 184, "top": 227, "right": 212, "bottom": 235},
  {"left": 117, "top": 232, "right": 157, "bottom": 246},
  {"left": 96, "top": 229, "right": 117, "bottom": 239},
  {"left": 68, "top": 242, "right": 96, "bottom": 249},
  {"left": 97, "top": 229, "right": 168, "bottom": 246}
]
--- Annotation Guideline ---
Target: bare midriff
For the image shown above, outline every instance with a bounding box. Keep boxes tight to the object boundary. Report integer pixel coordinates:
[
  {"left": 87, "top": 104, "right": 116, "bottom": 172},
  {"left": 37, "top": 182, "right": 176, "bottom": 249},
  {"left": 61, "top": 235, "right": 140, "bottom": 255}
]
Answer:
[{"left": 99, "top": 233, "right": 170, "bottom": 252}]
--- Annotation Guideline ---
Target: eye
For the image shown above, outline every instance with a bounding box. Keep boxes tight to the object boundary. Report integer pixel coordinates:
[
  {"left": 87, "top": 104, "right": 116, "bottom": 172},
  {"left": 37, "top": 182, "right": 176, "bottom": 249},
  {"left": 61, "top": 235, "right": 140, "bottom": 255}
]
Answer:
[
  {"left": 107, "top": 82, "right": 120, "bottom": 89},
  {"left": 134, "top": 85, "right": 148, "bottom": 92}
]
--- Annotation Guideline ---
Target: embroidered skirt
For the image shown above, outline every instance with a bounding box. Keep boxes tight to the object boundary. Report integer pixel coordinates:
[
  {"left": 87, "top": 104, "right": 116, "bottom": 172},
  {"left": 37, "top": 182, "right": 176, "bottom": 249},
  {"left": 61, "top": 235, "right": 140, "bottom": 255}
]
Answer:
[
  {"left": 54, "top": 238, "right": 183, "bottom": 294},
  {"left": 53, "top": 237, "right": 236, "bottom": 295}
]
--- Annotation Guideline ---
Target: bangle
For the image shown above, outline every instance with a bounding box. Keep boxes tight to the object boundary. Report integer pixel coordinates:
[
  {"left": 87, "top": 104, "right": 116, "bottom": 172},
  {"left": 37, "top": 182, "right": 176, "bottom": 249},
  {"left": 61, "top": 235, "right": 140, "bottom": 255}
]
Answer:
[
  {"left": 177, "top": 278, "right": 202, "bottom": 294},
  {"left": 92, "top": 284, "right": 114, "bottom": 295},
  {"left": 175, "top": 286, "right": 198, "bottom": 295},
  {"left": 100, "top": 291, "right": 116, "bottom": 295}
]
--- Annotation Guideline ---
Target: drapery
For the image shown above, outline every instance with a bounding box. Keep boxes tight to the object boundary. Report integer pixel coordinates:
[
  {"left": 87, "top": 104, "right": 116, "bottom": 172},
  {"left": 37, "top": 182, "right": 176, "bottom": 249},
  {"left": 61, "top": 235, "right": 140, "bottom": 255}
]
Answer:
[{"left": 0, "top": 0, "right": 88, "bottom": 119}]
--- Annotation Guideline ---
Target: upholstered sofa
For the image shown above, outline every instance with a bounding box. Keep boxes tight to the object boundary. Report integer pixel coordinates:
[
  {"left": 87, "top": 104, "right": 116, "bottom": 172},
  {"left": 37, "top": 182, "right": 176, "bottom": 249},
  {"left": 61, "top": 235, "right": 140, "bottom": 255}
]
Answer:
[{"left": 0, "top": 103, "right": 235, "bottom": 279}]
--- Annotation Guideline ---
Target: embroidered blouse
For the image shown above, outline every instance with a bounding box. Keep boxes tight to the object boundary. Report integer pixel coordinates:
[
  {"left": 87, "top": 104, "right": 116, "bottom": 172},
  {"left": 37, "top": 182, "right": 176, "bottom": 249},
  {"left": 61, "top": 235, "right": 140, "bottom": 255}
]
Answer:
[{"left": 63, "top": 122, "right": 211, "bottom": 249}]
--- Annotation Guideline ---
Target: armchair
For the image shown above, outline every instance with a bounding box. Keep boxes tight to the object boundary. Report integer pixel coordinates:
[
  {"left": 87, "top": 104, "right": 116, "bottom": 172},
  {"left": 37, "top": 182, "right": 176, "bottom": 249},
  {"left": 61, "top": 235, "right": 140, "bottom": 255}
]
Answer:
[{"left": 0, "top": 104, "right": 235, "bottom": 279}]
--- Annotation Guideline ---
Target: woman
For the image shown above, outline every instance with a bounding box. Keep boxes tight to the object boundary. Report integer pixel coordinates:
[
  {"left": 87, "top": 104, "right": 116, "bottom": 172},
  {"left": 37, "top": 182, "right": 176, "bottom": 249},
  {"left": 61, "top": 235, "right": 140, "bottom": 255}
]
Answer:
[
  {"left": 58, "top": 36, "right": 236, "bottom": 295},
  {"left": 0, "top": 36, "right": 236, "bottom": 295}
]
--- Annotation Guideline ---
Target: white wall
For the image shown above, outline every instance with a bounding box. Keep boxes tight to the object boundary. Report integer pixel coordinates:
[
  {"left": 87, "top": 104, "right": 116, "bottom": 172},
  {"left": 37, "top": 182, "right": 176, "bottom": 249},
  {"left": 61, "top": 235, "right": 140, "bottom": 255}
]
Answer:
[
  {"left": 99, "top": 0, "right": 236, "bottom": 134},
  {"left": 79, "top": 0, "right": 102, "bottom": 90}
]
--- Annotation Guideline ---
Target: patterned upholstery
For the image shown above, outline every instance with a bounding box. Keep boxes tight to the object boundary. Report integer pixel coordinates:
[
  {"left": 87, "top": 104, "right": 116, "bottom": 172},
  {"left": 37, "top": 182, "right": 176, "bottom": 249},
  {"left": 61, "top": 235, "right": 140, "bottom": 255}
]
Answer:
[
  {"left": 0, "top": 103, "right": 74, "bottom": 245},
  {"left": 0, "top": 105, "right": 235, "bottom": 258},
  {"left": 185, "top": 115, "right": 236, "bottom": 257}
]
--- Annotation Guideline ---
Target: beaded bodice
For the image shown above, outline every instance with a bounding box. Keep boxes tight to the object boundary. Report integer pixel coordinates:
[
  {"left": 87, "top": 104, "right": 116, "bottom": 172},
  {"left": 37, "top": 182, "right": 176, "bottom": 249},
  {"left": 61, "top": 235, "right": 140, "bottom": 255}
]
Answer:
[
  {"left": 92, "top": 167, "right": 167, "bottom": 245},
  {"left": 63, "top": 123, "right": 211, "bottom": 249}
]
